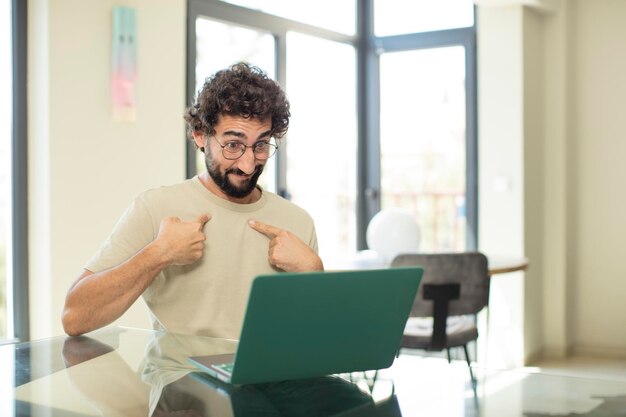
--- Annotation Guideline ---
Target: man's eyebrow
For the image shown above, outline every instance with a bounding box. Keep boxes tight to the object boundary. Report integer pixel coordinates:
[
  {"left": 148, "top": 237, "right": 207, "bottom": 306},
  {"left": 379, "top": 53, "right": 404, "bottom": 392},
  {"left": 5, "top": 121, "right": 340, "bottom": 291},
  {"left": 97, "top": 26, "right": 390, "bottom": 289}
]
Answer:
[
  {"left": 222, "top": 130, "right": 245, "bottom": 139},
  {"left": 222, "top": 129, "right": 273, "bottom": 141},
  {"left": 257, "top": 130, "right": 272, "bottom": 140}
]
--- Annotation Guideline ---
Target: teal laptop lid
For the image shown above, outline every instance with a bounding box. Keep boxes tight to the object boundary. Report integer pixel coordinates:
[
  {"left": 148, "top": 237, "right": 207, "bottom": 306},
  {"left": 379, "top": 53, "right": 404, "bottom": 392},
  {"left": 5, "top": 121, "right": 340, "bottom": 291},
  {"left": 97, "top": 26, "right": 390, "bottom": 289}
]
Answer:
[{"left": 190, "top": 267, "right": 423, "bottom": 385}]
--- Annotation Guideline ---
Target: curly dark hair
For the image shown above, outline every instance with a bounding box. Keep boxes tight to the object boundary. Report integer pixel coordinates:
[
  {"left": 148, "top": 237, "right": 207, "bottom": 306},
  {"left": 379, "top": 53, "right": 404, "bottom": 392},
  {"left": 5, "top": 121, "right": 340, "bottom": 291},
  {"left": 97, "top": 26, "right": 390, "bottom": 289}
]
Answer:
[{"left": 184, "top": 63, "right": 290, "bottom": 146}]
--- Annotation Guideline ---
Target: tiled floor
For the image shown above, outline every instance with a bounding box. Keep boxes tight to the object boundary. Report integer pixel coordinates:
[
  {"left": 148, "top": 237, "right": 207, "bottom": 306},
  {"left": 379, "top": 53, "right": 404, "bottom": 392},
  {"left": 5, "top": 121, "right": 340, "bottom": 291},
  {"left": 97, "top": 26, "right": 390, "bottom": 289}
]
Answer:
[
  {"left": 360, "top": 353, "right": 626, "bottom": 417},
  {"left": 528, "top": 356, "right": 626, "bottom": 382}
]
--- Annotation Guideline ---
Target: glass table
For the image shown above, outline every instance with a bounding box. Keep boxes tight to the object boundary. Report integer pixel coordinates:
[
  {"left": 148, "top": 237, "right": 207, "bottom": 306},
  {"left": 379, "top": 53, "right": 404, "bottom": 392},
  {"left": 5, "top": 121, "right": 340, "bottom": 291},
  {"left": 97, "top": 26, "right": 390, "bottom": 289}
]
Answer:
[{"left": 2, "top": 327, "right": 625, "bottom": 417}]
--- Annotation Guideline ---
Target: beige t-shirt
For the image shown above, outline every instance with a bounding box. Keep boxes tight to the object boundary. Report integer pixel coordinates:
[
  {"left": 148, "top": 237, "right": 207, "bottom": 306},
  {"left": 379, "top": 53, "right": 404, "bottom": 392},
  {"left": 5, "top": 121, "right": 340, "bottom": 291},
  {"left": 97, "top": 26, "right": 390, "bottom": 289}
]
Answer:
[{"left": 86, "top": 176, "right": 319, "bottom": 339}]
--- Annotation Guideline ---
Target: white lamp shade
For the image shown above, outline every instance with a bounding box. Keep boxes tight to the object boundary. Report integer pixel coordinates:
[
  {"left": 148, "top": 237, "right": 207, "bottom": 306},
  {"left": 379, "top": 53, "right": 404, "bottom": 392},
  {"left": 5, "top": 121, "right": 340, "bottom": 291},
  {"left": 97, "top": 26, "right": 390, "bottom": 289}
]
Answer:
[{"left": 366, "top": 209, "right": 421, "bottom": 264}]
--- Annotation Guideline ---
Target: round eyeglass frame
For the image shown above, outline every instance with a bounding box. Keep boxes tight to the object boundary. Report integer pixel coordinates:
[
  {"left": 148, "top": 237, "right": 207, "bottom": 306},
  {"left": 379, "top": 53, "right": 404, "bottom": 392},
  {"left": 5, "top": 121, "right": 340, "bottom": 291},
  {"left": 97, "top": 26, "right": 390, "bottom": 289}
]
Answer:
[{"left": 210, "top": 136, "right": 278, "bottom": 160}]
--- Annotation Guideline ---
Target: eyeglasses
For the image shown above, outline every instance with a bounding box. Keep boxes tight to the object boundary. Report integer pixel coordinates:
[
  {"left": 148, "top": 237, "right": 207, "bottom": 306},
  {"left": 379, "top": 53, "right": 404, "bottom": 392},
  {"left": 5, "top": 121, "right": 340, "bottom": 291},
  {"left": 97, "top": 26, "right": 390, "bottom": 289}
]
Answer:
[{"left": 210, "top": 136, "right": 278, "bottom": 160}]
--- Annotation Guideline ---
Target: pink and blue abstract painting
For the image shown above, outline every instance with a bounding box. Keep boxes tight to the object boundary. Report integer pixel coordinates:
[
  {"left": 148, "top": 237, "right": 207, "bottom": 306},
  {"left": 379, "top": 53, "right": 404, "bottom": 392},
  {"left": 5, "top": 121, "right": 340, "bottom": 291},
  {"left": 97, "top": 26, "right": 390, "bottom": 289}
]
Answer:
[{"left": 112, "top": 6, "right": 137, "bottom": 121}]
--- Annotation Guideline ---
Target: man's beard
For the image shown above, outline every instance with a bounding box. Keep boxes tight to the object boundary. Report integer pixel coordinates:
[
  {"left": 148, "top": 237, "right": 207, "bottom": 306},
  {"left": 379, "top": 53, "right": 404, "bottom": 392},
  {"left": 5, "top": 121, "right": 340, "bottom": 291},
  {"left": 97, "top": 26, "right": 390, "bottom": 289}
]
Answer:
[{"left": 205, "top": 156, "right": 264, "bottom": 199}]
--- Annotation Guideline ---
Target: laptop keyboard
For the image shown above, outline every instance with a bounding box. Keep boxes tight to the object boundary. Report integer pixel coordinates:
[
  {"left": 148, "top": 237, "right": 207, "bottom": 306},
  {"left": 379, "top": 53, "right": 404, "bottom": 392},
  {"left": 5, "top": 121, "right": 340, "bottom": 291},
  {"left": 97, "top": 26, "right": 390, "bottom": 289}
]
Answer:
[{"left": 213, "top": 362, "right": 235, "bottom": 375}]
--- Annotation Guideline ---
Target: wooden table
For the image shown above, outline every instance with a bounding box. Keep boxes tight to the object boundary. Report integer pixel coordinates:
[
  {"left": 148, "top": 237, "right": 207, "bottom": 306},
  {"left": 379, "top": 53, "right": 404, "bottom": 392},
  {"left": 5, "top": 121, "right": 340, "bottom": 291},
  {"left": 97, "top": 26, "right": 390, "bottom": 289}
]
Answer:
[
  {"left": 486, "top": 255, "right": 529, "bottom": 275},
  {"left": 325, "top": 252, "right": 529, "bottom": 275}
]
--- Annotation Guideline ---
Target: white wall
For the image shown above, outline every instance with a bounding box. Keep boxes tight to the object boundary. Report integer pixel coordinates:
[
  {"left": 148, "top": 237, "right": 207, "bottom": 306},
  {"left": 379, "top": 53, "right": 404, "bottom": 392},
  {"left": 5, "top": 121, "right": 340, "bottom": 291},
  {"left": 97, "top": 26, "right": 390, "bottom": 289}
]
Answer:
[
  {"left": 568, "top": 0, "right": 626, "bottom": 358},
  {"left": 541, "top": 0, "right": 570, "bottom": 359},
  {"left": 28, "top": 0, "right": 186, "bottom": 339},
  {"left": 477, "top": 4, "right": 527, "bottom": 367},
  {"left": 479, "top": 0, "right": 626, "bottom": 363},
  {"left": 522, "top": 6, "right": 545, "bottom": 363}
]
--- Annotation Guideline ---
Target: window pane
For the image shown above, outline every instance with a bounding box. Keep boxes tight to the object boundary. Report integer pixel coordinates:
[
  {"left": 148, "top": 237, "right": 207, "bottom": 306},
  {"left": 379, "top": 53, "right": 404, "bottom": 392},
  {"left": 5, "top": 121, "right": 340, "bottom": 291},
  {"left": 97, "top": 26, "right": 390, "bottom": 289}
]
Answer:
[
  {"left": 221, "top": 0, "right": 355, "bottom": 35},
  {"left": 194, "top": 17, "right": 277, "bottom": 192},
  {"left": 1, "top": 0, "right": 13, "bottom": 340},
  {"left": 380, "top": 47, "right": 467, "bottom": 252},
  {"left": 286, "top": 32, "right": 357, "bottom": 262},
  {"left": 374, "top": 0, "right": 474, "bottom": 36}
]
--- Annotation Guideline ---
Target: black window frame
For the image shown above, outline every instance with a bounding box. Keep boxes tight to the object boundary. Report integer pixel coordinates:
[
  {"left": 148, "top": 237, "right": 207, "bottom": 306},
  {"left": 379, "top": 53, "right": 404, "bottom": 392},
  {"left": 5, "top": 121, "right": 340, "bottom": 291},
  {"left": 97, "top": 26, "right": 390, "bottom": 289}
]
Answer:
[{"left": 11, "top": 0, "right": 29, "bottom": 343}]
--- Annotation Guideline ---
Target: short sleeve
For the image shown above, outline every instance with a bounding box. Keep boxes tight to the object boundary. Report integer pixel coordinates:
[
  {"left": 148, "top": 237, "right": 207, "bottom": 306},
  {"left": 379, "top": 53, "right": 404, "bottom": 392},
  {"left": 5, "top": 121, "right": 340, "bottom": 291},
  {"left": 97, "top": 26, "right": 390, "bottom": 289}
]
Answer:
[
  {"left": 85, "top": 196, "right": 156, "bottom": 273},
  {"left": 308, "top": 223, "right": 319, "bottom": 254}
]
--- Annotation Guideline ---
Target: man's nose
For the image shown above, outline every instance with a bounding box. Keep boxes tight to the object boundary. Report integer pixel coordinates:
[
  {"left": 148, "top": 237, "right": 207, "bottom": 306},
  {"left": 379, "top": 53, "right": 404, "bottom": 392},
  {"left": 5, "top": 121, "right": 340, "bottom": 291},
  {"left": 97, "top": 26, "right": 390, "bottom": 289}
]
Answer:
[{"left": 237, "top": 147, "right": 257, "bottom": 173}]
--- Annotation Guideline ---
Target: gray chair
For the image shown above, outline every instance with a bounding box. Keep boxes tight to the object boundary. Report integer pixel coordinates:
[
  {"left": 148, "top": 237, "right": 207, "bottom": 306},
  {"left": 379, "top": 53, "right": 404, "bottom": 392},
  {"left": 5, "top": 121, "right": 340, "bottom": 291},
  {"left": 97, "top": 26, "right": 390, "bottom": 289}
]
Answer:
[{"left": 391, "top": 252, "right": 490, "bottom": 381}]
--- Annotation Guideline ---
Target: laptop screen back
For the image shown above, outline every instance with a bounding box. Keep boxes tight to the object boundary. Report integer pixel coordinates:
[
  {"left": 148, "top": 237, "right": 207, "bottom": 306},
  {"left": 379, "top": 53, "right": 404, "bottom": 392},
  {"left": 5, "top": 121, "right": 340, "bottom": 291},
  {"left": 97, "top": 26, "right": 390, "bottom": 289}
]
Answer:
[{"left": 230, "top": 267, "right": 423, "bottom": 384}]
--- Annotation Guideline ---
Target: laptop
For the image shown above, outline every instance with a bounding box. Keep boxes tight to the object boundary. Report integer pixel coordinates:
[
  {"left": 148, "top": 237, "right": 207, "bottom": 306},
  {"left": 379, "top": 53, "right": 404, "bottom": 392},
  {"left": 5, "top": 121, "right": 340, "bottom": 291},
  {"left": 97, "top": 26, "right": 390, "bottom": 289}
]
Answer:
[{"left": 188, "top": 267, "right": 423, "bottom": 385}]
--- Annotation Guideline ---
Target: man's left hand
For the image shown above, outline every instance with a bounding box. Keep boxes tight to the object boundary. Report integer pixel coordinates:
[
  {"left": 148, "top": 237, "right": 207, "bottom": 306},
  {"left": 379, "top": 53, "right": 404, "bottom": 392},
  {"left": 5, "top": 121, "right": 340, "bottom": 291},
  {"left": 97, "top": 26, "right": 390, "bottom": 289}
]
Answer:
[{"left": 248, "top": 220, "right": 324, "bottom": 272}]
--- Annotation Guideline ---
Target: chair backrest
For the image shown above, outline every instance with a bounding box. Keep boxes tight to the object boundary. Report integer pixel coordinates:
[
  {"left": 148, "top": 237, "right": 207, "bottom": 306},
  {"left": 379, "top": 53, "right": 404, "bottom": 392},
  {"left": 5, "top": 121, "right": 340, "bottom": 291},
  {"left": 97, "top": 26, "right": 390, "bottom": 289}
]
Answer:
[{"left": 391, "top": 252, "right": 489, "bottom": 317}]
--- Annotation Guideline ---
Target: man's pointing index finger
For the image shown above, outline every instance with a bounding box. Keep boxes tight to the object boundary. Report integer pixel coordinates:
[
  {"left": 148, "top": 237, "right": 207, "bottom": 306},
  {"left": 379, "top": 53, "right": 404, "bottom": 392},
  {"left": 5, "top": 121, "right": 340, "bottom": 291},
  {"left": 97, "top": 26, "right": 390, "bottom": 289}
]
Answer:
[{"left": 248, "top": 220, "right": 282, "bottom": 239}]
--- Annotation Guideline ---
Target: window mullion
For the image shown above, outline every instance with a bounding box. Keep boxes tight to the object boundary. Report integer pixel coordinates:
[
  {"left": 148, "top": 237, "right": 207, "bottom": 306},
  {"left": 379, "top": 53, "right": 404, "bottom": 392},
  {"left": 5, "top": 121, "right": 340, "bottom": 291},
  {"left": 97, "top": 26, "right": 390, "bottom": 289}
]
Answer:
[
  {"left": 275, "top": 31, "right": 289, "bottom": 199},
  {"left": 12, "top": 0, "right": 29, "bottom": 342},
  {"left": 356, "top": 0, "right": 380, "bottom": 250}
]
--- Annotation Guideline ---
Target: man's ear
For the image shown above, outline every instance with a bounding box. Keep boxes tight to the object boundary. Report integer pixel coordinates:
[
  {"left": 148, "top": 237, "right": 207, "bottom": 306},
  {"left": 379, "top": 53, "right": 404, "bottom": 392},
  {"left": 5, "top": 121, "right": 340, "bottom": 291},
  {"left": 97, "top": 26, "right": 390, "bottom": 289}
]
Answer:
[{"left": 192, "top": 131, "right": 206, "bottom": 151}]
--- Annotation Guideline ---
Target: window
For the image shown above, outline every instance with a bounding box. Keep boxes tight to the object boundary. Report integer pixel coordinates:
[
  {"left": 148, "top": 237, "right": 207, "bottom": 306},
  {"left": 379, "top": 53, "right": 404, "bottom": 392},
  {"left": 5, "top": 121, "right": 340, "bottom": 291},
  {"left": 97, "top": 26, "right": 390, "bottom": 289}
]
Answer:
[
  {"left": 286, "top": 33, "right": 357, "bottom": 259},
  {"left": 187, "top": 0, "right": 359, "bottom": 261},
  {"left": 373, "top": 0, "right": 477, "bottom": 252},
  {"left": 187, "top": 0, "right": 477, "bottom": 260},
  {"left": 380, "top": 46, "right": 469, "bottom": 251}
]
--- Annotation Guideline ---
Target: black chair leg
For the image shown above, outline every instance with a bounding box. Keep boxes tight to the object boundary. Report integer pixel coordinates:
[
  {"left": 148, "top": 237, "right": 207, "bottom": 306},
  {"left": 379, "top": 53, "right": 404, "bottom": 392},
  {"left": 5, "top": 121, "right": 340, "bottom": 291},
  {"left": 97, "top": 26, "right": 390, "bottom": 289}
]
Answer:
[
  {"left": 462, "top": 344, "right": 476, "bottom": 383},
  {"left": 446, "top": 348, "right": 452, "bottom": 363},
  {"left": 463, "top": 344, "right": 479, "bottom": 404}
]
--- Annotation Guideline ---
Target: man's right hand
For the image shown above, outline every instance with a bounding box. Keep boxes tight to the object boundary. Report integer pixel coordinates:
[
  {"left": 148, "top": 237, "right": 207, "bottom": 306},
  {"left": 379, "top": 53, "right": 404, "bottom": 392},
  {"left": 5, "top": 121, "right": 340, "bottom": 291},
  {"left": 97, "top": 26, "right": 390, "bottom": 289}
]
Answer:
[
  {"left": 62, "top": 213, "right": 211, "bottom": 337},
  {"left": 153, "top": 214, "right": 211, "bottom": 265}
]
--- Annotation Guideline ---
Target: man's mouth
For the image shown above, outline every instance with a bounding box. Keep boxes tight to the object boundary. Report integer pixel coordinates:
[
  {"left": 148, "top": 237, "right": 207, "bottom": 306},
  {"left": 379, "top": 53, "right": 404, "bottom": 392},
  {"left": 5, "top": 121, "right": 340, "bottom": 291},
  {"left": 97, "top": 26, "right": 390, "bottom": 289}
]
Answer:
[{"left": 227, "top": 168, "right": 255, "bottom": 179}]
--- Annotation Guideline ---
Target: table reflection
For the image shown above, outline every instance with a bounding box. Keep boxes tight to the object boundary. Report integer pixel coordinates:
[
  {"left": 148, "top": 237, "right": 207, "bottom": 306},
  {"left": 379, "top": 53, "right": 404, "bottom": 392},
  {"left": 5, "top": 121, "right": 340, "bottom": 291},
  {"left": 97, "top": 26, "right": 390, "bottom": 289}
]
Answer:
[
  {"left": 62, "top": 335, "right": 151, "bottom": 416},
  {"left": 61, "top": 331, "right": 401, "bottom": 417}
]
